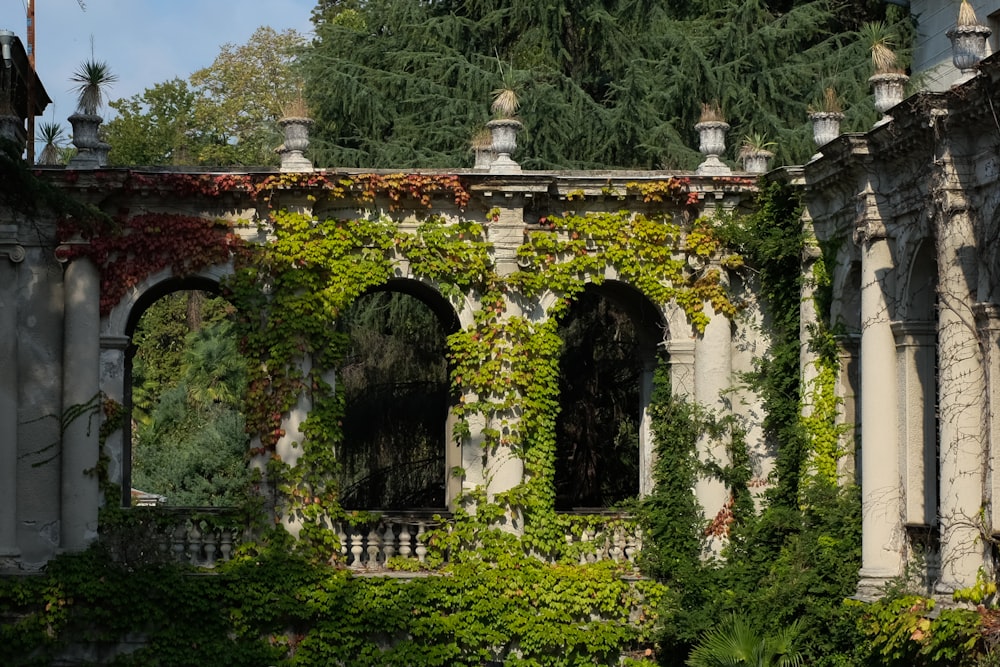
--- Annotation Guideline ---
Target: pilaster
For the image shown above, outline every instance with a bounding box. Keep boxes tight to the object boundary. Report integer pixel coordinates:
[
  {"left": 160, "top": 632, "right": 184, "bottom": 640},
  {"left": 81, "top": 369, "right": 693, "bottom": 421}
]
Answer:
[
  {"left": 59, "top": 247, "right": 101, "bottom": 551},
  {"left": 892, "top": 321, "right": 937, "bottom": 527},
  {"left": 975, "top": 302, "right": 1000, "bottom": 537},
  {"left": 0, "top": 225, "right": 24, "bottom": 558},
  {"left": 694, "top": 298, "right": 733, "bottom": 529}
]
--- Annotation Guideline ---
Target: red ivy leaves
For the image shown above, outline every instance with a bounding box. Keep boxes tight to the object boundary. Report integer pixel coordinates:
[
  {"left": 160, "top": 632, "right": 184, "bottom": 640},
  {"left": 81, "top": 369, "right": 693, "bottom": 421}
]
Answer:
[{"left": 60, "top": 212, "right": 242, "bottom": 315}]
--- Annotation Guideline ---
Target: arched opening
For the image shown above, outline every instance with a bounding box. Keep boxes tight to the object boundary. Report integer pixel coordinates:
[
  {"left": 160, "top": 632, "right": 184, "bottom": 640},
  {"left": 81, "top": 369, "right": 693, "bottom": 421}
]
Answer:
[
  {"left": 554, "top": 282, "right": 665, "bottom": 510},
  {"left": 336, "top": 279, "right": 459, "bottom": 510},
  {"left": 123, "top": 278, "right": 249, "bottom": 507}
]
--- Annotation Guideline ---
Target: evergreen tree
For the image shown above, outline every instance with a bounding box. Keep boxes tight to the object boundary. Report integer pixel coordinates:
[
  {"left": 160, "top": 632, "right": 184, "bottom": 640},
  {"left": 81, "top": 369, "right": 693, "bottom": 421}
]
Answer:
[{"left": 301, "top": 0, "right": 910, "bottom": 169}]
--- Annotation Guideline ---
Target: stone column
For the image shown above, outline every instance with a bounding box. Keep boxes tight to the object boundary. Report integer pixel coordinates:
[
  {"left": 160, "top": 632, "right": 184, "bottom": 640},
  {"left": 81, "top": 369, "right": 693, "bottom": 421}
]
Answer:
[
  {"left": 854, "top": 205, "right": 903, "bottom": 597},
  {"left": 694, "top": 299, "right": 733, "bottom": 524},
  {"left": 0, "top": 227, "right": 25, "bottom": 559},
  {"left": 936, "top": 209, "right": 988, "bottom": 593},
  {"left": 60, "top": 250, "right": 101, "bottom": 551},
  {"left": 836, "top": 334, "right": 860, "bottom": 483},
  {"left": 975, "top": 303, "right": 1000, "bottom": 536},
  {"left": 638, "top": 357, "right": 656, "bottom": 497},
  {"left": 892, "top": 321, "right": 937, "bottom": 528}
]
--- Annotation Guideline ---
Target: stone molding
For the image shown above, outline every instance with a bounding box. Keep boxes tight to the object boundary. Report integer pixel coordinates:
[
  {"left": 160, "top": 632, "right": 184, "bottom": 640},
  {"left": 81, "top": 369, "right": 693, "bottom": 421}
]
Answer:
[{"left": 0, "top": 225, "right": 25, "bottom": 263}]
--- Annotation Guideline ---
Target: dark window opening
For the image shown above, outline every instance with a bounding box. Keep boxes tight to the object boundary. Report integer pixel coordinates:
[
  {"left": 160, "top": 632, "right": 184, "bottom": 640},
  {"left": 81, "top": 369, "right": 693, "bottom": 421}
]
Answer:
[
  {"left": 555, "top": 284, "right": 660, "bottom": 510},
  {"left": 337, "top": 287, "right": 454, "bottom": 510}
]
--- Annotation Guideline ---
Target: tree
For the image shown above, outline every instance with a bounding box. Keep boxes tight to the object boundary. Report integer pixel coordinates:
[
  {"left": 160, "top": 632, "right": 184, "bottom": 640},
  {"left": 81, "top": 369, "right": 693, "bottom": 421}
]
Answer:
[
  {"left": 103, "top": 27, "right": 305, "bottom": 166},
  {"left": 36, "top": 122, "right": 66, "bottom": 165},
  {"left": 188, "top": 26, "right": 306, "bottom": 165},
  {"left": 104, "top": 79, "right": 201, "bottom": 166},
  {"left": 301, "top": 0, "right": 909, "bottom": 169}
]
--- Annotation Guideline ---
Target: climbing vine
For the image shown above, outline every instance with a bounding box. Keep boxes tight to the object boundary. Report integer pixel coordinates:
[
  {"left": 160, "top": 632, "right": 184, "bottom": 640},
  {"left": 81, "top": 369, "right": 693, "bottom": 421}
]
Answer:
[{"left": 34, "top": 170, "right": 767, "bottom": 664}]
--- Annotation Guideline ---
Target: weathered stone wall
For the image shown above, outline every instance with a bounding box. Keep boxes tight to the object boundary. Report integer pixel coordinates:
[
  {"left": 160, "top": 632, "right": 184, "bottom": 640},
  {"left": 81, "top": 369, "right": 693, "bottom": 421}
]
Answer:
[{"left": 0, "top": 167, "right": 768, "bottom": 570}]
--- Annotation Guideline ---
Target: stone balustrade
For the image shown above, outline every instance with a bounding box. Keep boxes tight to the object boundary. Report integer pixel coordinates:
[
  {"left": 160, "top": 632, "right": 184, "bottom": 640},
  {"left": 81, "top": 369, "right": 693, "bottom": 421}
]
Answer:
[
  {"left": 103, "top": 507, "right": 242, "bottom": 569},
  {"left": 334, "top": 512, "right": 441, "bottom": 571},
  {"left": 118, "top": 509, "right": 642, "bottom": 572},
  {"left": 561, "top": 516, "right": 643, "bottom": 567}
]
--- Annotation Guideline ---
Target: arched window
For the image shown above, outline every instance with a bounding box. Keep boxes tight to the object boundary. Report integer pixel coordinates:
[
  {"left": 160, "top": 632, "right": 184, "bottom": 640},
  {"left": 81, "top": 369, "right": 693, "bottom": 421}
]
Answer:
[
  {"left": 336, "top": 280, "right": 459, "bottom": 510},
  {"left": 554, "top": 282, "right": 665, "bottom": 510},
  {"left": 124, "top": 279, "right": 249, "bottom": 507}
]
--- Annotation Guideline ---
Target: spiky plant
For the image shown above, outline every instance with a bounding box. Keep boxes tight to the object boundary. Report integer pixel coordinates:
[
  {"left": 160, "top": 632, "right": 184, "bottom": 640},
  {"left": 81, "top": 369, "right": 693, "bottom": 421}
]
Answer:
[
  {"left": 958, "top": 0, "right": 981, "bottom": 27},
  {"left": 70, "top": 59, "right": 117, "bottom": 115},
  {"left": 809, "top": 86, "right": 843, "bottom": 114},
  {"left": 36, "top": 122, "right": 65, "bottom": 165},
  {"left": 698, "top": 101, "right": 725, "bottom": 123},
  {"left": 860, "top": 21, "right": 900, "bottom": 74},
  {"left": 490, "top": 53, "right": 521, "bottom": 119},
  {"left": 738, "top": 132, "right": 776, "bottom": 158},
  {"left": 470, "top": 127, "right": 494, "bottom": 151}
]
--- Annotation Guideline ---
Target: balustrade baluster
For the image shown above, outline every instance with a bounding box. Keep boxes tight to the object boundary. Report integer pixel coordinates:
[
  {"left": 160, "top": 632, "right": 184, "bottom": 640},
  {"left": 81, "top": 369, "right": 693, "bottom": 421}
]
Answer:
[
  {"left": 337, "top": 523, "right": 349, "bottom": 565},
  {"left": 579, "top": 528, "right": 592, "bottom": 565},
  {"left": 187, "top": 523, "right": 203, "bottom": 566},
  {"left": 219, "top": 529, "right": 233, "bottom": 563},
  {"left": 350, "top": 529, "right": 364, "bottom": 569},
  {"left": 415, "top": 521, "right": 427, "bottom": 564},
  {"left": 172, "top": 524, "right": 187, "bottom": 563},
  {"left": 366, "top": 526, "right": 381, "bottom": 569},
  {"left": 399, "top": 523, "right": 413, "bottom": 560},
  {"left": 382, "top": 522, "right": 396, "bottom": 563},
  {"left": 203, "top": 529, "right": 218, "bottom": 568},
  {"left": 610, "top": 528, "right": 624, "bottom": 562}
]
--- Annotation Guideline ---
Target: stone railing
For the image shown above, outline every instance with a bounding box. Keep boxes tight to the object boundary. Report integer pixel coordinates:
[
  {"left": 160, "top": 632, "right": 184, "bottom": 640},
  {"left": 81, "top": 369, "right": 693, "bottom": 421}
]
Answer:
[
  {"left": 109, "top": 509, "right": 642, "bottom": 572},
  {"left": 102, "top": 507, "right": 243, "bottom": 569},
  {"left": 334, "top": 512, "right": 442, "bottom": 571},
  {"left": 559, "top": 512, "right": 643, "bottom": 568}
]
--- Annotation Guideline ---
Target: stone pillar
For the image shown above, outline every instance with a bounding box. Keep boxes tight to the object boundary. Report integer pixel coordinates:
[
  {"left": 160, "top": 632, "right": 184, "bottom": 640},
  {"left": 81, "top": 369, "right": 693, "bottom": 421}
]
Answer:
[
  {"left": 60, "top": 251, "right": 101, "bottom": 551},
  {"left": 936, "top": 209, "right": 988, "bottom": 593},
  {"left": 665, "top": 339, "right": 695, "bottom": 397},
  {"left": 638, "top": 357, "right": 656, "bottom": 497},
  {"left": 892, "top": 321, "right": 937, "bottom": 528},
  {"left": 976, "top": 304, "right": 1000, "bottom": 537},
  {"left": 0, "top": 227, "right": 25, "bottom": 558},
  {"left": 836, "top": 334, "right": 860, "bottom": 483},
  {"left": 694, "top": 300, "right": 733, "bottom": 522},
  {"left": 854, "top": 207, "right": 904, "bottom": 597}
]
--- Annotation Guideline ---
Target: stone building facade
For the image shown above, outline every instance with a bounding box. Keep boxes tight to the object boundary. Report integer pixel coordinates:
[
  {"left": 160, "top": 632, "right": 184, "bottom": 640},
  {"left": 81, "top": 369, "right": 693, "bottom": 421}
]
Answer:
[{"left": 6, "top": 11, "right": 1000, "bottom": 605}]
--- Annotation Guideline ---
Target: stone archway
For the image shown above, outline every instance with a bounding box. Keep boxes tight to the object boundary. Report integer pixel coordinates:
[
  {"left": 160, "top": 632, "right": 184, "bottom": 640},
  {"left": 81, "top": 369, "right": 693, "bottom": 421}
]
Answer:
[
  {"left": 554, "top": 281, "right": 667, "bottom": 510},
  {"left": 336, "top": 277, "right": 462, "bottom": 511}
]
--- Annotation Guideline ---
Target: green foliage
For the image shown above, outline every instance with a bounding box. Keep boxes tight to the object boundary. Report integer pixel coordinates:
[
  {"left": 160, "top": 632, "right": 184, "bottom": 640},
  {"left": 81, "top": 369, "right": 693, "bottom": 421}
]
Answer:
[
  {"left": 301, "top": 0, "right": 908, "bottom": 169},
  {"left": 687, "top": 614, "right": 802, "bottom": 667},
  {"left": 103, "top": 27, "right": 305, "bottom": 166},
  {"left": 0, "top": 545, "right": 659, "bottom": 666},
  {"left": 132, "top": 314, "right": 252, "bottom": 507}
]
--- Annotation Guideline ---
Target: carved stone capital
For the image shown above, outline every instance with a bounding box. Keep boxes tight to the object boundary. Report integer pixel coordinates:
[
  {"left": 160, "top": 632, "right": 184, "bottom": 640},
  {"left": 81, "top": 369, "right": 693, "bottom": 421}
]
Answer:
[
  {"left": 853, "top": 217, "right": 888, "bottom": 246},
  {"left": 853, "top": 187, "right": 889, "bottom": 245},
  {"left": 974, "top": 302, "right": 1000, "bottom": 331},
  {"left": 0, "top": 225, "right": 25, "bottom": 263}
]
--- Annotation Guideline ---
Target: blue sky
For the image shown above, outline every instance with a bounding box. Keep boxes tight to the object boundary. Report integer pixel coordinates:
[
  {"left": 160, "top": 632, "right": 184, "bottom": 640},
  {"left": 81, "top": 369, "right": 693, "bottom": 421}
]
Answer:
[{"left": 2, "top": 0, "right": 315, "bottom": 142}]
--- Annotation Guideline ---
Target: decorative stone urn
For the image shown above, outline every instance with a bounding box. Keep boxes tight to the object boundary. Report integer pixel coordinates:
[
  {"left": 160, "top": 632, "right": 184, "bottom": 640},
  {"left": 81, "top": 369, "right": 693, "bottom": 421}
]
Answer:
[
  {"left": 487, "top": 118, "right": 522, "bottom": 174},
  {"left": 694, "top": 120, "right": 731, "bottom": 175},
  {"left": 869, "top": 73, "right": 908, "bottom": 127},
  {"left": 808, "top": 111, "right": 845, "bottom": 160},
  {"left": 948, "top": 24, "right": 992, "bottom": 81},
  {"left": 740, "top": 149, "right": 774, "bottom": 175},
  {"left": 473, "top": 145, "right": 495, "bottom": 170},
  {"left": 67, "top": 113, "right": 106, "bottom": 168},
  {"left": 277, "top": 116, "right": 314, "bottom": 172}
]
